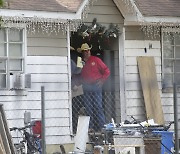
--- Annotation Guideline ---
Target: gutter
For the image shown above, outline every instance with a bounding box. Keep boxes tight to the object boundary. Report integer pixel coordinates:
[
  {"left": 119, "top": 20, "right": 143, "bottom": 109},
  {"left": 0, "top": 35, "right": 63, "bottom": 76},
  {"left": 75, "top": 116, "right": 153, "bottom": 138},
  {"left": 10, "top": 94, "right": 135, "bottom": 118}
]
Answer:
[
  {"left": 0, "top": 9, "right": 79, "bottom": 20},
  {"left": 142, "top": 16, "right": 180, "bottom": 25},
  {"left": 124, "top": 15, "right": 180, "bottom": 26}
]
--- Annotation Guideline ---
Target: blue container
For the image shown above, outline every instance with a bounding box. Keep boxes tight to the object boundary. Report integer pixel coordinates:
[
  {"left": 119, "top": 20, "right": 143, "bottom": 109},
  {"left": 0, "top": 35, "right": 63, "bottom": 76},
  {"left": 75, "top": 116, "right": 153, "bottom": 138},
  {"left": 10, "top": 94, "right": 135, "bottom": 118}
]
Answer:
[{"left": 153, "top": 131, "right": 174, "bottom": 154}]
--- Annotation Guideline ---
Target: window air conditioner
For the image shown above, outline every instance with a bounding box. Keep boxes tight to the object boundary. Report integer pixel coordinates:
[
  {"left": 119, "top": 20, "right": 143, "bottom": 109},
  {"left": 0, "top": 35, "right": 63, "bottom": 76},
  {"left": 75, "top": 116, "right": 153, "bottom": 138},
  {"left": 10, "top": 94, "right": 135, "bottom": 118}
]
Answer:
[{"left": 10, "top": 73, "right": 31, "bottom": 90}]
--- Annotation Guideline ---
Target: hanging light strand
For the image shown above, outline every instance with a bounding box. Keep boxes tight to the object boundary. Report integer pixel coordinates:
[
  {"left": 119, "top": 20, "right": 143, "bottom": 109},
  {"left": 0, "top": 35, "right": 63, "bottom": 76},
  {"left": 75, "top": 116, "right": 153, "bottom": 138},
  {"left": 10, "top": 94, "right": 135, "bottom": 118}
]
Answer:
[{"left": 0, "top": 0, "right": 96, "bottom": 35}]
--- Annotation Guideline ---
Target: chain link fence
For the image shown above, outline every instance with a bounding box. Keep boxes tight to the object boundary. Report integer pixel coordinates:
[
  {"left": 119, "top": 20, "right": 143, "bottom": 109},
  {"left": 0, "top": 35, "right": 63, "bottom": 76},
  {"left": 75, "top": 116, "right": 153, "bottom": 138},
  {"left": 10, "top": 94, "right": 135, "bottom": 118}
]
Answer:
[
  {"left": 72, "top": 92, "right": 115, "bottom": 133},
  {"left": 2, "top": 85, "right": 180, "bottom": 154}
]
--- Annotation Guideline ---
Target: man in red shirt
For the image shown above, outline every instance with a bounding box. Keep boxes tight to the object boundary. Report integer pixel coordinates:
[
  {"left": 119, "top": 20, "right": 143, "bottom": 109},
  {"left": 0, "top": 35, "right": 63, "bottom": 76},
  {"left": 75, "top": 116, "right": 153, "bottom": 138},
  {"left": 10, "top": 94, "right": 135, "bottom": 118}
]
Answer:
[{"left": 79, "top": 43, "right": 110, "bottom": 131}]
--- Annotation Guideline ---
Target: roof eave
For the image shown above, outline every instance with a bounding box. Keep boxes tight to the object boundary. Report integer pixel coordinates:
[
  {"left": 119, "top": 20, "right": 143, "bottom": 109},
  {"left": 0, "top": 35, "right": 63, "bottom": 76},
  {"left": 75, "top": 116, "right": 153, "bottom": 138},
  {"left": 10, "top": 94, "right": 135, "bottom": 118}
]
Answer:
[
  {"left": 0, "top": 9, "right": 79, "bottom": 20},
  {"left": 143, "top": 16, "right": 180, "bottom": 25},
  {"left": 124, "top": 15, "right": 180, "bottom": 26},
  {"left": 0, "top": 0, "right": 90, "bottom": 21},
  {"left": 114, "top": 0, "right": 180, "bottom": 26},
  {"left": 76, "top": 0, "right": 90, "bottom": 19}
]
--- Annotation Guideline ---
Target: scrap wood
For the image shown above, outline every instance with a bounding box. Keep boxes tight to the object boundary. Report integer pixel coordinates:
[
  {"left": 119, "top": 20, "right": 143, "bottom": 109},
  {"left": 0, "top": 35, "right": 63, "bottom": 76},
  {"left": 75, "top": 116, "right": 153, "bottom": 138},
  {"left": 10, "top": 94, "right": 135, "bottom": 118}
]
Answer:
[
  {"left": 0, "top": 112, "right": 11, "bottom": 154},
  {"left": 74, "top": 116, "right": 90, "bottom": 153},
  {"left": 137, "top": 57, "right": 164, "bottom": 125},
  {"left": 0, "top": 104, "right": 16, "bottom": 154},
  {"left": 0, "top": 134, "right": 6, "bottom": 154},
  {"left": 105, "top": 144, "right": 145, "bottom": 147}
]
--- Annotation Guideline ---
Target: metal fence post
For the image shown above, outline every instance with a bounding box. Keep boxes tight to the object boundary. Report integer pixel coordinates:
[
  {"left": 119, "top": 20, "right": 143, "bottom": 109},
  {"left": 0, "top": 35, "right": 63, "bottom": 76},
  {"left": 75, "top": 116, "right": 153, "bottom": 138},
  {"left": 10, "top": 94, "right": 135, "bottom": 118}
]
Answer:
[
  {"left": 41, "top": 86, "right": 46, "bottom": 154},
  {"left": 173, "top": 83, "right": 179, "bottom": 154}
]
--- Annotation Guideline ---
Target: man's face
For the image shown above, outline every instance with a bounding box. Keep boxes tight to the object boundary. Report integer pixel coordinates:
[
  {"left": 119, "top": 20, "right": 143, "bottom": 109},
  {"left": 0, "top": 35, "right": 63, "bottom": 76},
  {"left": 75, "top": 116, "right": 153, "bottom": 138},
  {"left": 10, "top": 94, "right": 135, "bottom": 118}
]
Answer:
[{"left": 82, "top": 49, "right": 91, "bottom": 58}]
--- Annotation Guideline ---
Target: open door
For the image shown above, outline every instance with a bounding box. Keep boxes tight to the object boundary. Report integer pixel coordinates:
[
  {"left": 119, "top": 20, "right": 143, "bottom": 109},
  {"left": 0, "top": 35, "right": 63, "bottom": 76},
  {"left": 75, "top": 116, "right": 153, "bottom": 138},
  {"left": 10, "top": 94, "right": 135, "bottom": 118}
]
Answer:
[{"left": 70, "top": 29, "right": 119, "bottom": 133}]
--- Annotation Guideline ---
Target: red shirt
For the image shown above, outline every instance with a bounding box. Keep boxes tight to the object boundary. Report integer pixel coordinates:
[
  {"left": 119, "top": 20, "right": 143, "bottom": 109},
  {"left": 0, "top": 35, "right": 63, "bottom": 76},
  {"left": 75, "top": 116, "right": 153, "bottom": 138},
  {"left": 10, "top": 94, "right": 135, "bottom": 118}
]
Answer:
[{"left": 81, "top": 56, "right": 110, "bottom": 84}]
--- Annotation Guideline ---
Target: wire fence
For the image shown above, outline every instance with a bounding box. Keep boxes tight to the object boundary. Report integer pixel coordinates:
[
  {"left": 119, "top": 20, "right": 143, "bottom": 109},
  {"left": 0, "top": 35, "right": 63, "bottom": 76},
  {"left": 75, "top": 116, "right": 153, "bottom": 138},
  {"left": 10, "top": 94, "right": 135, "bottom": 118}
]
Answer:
[
  {"left": 72, "top": 92, "right": 115, "bottom": 133},
  {"left": 2, "top": 85, "right": 180, "bottom": 154}
]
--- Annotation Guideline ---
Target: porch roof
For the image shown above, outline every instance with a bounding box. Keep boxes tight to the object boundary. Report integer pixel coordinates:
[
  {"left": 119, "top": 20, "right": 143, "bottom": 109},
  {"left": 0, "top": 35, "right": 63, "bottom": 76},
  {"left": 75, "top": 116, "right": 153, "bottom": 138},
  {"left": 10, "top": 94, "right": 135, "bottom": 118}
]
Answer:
[
  {"left": 4, "top": 0, "right": 180, "bottom": 17},
  {"left": 1, "top": 0, "right": 180, "bottom": 25}
]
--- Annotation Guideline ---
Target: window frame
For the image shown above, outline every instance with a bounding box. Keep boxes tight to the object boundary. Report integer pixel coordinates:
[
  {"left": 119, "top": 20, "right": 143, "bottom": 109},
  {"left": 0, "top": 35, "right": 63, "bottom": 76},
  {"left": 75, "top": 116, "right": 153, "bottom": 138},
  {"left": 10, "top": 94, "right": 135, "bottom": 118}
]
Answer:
[
  {"left": 162, "top": 28, "right": 180, "bottom": 92},
  {"left": 0, "top": 25, "right": 26, "bottom": 90}
]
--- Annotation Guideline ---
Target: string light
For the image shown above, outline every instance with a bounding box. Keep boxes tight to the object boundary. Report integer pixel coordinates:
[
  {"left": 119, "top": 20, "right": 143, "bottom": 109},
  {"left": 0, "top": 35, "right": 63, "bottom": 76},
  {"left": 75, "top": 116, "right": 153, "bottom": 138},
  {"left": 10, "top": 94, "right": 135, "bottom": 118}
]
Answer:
[
  {"left": 120, "top": 0, "right": 180, "bottom": 38},
  {"left": 0, "top": 0, "right": 97, "bottom": 35},
  {"left": 2, "top": 0, "right": 179, "bottom": 38}
]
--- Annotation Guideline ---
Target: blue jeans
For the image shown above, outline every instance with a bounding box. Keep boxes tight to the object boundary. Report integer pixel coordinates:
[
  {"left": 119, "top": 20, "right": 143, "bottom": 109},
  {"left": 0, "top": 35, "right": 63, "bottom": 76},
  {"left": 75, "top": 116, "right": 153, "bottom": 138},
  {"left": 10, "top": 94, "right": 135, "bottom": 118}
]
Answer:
[{"left": 82, "top": 83, "right": 105, "bottom": 131}]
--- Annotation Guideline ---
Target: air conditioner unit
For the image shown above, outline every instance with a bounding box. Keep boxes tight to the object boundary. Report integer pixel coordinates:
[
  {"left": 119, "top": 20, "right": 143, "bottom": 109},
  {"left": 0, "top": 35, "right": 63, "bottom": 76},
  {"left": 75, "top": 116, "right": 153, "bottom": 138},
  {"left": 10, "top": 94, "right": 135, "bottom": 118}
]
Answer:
[{"left": 10, "top": 73, "right": 31, "bottom": 90}]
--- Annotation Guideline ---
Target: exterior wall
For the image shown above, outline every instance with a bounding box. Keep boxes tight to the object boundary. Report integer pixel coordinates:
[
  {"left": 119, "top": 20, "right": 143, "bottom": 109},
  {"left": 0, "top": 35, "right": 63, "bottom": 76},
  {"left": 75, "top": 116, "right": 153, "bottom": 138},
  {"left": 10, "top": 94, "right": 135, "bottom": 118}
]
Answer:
[
  {"left": 1, "top": 0, "right": 124, "bottom": 146},
  {"left": 2, "top": 30, "right": 72, "bottom": 144},
  {"left": 27, "top": 31, "right": 68, "bottom": 56},
  {"left": 124, "top": 26, "right": 174, "bottom": 127},
  {"left": 83, "top": 0, "right": 124, "bottom": 123}
]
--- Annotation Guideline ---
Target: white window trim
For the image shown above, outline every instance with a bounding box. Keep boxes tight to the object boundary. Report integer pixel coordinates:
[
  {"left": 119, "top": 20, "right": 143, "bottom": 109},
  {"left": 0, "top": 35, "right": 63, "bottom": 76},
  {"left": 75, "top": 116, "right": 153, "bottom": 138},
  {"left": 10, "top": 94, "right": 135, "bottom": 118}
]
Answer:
[
  {"left": 162, "top": 28, "right": 180, "bottom": 92},
  {"left": 0, "top": 24, "right": 27, "bottom": 90}
]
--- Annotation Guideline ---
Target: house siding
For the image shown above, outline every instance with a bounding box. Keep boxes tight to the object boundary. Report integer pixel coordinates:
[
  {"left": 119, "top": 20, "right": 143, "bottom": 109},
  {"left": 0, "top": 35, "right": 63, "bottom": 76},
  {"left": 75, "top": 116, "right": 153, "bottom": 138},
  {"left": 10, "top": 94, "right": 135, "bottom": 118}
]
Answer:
[
  {"left": 27, "top": 31, "right": 71, "bottom": 144},
  {"left": 0, "top": 0, "right": 125, "bottom": 146},
  {"left": 1, "top": 30, "right": 72, "bottom": 144},
  {"left": 27, "top": 31, "right": 68, "bottom": 56},
  {"left": 124, "top": 26, "right": 174, "bottom": 128},
  {"left": 4, "top": 0, "right": 177, "bottom": 147}
]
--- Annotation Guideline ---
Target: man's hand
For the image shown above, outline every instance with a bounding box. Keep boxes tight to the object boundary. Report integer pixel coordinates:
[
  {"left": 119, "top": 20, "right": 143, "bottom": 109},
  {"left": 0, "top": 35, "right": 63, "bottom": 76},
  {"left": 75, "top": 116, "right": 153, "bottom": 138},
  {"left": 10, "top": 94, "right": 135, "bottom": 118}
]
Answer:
[{"left": 96, "top": 79, "right": 104, "bottom": 88}]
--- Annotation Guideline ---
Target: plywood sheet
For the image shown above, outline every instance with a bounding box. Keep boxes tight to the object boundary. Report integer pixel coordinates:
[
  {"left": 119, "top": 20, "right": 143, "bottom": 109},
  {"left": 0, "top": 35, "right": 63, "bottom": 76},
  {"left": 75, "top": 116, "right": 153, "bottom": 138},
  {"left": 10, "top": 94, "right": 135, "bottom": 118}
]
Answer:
[{"left": 137, "top": 57, "right": 164, "bottom": 125}]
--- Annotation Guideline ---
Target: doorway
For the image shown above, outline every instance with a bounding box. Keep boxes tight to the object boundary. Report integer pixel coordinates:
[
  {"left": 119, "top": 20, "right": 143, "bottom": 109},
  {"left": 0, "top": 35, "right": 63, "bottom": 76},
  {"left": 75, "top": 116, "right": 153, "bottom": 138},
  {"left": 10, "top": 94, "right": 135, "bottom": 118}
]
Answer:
[{"left": 70, "top": 31, "right": 117, "bottom": 133}]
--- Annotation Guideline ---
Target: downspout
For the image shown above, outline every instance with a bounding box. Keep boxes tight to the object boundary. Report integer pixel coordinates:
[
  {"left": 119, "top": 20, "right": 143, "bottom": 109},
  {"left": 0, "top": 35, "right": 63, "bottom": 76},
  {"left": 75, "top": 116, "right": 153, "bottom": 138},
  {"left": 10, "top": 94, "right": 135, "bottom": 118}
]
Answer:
[
  {"left": 119, "top": 27, "right": 127, "bottom": 122},
  {"left": 67, "top": 23, "right": 73, "bottom": 136}
]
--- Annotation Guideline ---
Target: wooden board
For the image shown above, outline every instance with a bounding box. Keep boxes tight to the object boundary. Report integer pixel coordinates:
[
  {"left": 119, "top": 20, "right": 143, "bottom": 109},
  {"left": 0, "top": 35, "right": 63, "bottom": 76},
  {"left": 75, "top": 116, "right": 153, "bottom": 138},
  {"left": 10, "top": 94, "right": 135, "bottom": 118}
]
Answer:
[
  {"left": 0, "top": 104, "right": 15, "bottom": 154},
  {"left": 0, "top": 112, "right": 11, "bottom": 154},
  {"left": 0, "top": 134, "right": 6, "bottom": 154},
  {"left": 74, "top": 116, "right": 90, "bottom": 153},
  {"left": 137, "top": 57, "right": 164, "bottom": 125}
]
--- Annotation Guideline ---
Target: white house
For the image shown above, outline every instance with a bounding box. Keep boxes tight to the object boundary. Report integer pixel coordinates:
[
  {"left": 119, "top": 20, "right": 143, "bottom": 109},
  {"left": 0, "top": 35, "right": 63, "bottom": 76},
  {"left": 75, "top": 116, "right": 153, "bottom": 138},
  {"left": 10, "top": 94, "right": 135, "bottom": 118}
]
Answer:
[{"left": 0, "top": 0, "right": 180, "bottom": 153}]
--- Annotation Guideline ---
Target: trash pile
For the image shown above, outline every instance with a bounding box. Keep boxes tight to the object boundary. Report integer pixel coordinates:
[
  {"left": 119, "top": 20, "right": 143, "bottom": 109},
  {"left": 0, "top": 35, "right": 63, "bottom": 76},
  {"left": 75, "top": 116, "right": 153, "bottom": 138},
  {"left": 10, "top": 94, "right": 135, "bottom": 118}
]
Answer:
[
  {"left": 103, "top": 117, "right": 175, "bottom": 154},
  {"left": 104, "top": 116, "right": 173, "bottom": 137}
]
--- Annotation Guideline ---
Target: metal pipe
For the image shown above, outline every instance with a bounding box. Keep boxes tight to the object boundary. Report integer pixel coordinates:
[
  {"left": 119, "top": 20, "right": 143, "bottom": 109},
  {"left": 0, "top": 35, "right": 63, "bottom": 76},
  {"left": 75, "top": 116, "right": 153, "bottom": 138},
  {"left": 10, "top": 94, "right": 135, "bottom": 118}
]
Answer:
[
  {"left": 41, "top": 86, "right": 46, "bottom": 154},
  {"left": 173, "top": 83, "right": 179, "bottom": 154}
]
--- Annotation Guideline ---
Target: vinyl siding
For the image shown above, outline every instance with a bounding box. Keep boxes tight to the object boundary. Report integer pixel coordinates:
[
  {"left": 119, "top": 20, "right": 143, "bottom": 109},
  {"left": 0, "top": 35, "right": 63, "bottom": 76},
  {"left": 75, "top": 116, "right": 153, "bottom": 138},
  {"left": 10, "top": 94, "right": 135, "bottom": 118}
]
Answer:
[
  {"left": 1, "top": 30, "right": 72, "bottom": 144},
  {"left": 27, "top": 31, "right": 67, "bottom": 56},
  {"left": 1, "top": 0, "right": 127, "bottom": 145},
  {"left": 125, "top": 26, "right": 174, "bottom": 131}
]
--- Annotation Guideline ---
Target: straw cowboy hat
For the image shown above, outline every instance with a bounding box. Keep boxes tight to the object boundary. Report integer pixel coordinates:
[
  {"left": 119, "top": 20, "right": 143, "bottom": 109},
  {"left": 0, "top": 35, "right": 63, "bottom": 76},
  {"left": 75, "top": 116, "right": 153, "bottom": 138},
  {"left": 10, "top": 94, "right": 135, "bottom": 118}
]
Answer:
[{"left": 77, "top": 43, "right": 92, "bottom": 53}]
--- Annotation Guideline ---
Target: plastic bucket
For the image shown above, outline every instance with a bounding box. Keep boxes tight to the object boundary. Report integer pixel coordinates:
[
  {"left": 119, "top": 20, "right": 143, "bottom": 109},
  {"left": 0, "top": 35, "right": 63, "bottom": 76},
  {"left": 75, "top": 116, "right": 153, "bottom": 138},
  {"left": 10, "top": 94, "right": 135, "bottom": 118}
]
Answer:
[{"left": 153, "top": 131, "right": 174, "bottom": 154}]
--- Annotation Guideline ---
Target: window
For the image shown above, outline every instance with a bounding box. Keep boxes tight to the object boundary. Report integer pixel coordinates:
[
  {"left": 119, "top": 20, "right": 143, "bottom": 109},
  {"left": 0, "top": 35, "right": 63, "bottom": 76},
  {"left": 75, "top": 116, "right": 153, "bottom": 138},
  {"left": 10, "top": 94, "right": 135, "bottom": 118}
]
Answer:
[
  {"left": 0, "top": 27, "right": 25, "bottom": 89},
  {"left": 162, "top": 29, "right": 180, "bottom": 89}
]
